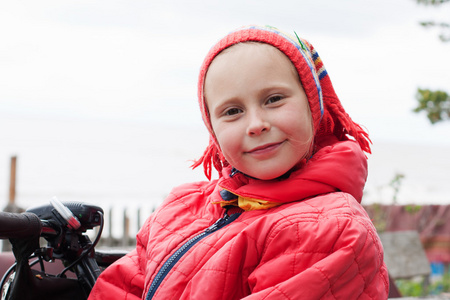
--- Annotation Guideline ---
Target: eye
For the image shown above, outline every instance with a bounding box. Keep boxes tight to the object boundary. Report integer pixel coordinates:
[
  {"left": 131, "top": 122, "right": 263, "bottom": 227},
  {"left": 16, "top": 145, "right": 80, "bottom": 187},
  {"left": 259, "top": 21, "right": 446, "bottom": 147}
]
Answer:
[
  {"left": 266, "top": 95, "right": 284, "bottom": 104},
  {"left": 224, "top": 107, "right": 242, "bottom": 116}
]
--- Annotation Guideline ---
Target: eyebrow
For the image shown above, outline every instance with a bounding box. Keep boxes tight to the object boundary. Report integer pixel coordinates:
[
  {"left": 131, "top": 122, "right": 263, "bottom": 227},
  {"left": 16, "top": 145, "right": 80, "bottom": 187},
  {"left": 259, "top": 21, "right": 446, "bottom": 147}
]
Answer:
[{"left": 210, "top": 97, "right": 240, "bottom": 118}]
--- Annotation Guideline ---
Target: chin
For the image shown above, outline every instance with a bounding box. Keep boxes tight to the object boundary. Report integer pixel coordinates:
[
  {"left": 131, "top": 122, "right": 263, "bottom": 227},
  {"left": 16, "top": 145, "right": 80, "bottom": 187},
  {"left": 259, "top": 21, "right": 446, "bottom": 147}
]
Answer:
[
  {"left": 249, "top": 170, "right": 289, "bottom": 181},
  {"left": 248, "top": 162, "right": 304, "bottom": 181}
]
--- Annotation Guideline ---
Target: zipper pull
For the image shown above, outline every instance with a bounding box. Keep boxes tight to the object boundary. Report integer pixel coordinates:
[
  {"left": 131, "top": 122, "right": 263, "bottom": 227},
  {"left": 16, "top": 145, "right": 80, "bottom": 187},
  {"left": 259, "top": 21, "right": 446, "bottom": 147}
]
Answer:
[
  {"left": 230, "top": 168, "right": 239, "bottom": 177},
  {"left": 205, "top": 212, "right": 230, "bottom": 233}
]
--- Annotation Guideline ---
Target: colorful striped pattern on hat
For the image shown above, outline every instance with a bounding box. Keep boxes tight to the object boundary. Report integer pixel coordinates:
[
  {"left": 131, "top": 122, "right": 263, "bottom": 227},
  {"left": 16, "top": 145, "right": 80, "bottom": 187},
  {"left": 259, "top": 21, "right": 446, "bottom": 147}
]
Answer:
[{"left": 240, "top": 25, "right": 325, "bottom": 116}]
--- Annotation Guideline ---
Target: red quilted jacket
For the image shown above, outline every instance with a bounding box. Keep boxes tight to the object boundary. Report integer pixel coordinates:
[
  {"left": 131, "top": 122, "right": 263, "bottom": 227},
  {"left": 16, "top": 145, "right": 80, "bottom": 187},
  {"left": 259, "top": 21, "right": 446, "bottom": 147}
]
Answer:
[{"left": 89, "top": 136, "right": 389, "bottom": 299}]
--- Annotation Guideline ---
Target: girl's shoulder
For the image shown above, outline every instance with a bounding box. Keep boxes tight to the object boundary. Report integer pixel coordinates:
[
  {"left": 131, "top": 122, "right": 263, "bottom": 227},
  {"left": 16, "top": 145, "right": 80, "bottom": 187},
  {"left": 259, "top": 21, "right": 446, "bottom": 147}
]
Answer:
[
  {"left": 265, "top": 191, "right": 366, "bottom": 217},
  {"left": 166, "top": 179, "right": 218, "bottom": 202},
  {"left": 152, "top": 179, "right": 223, "bottom": 219},
  {"left": 248, "top": 192, "right": 374, "bottom": 236}
]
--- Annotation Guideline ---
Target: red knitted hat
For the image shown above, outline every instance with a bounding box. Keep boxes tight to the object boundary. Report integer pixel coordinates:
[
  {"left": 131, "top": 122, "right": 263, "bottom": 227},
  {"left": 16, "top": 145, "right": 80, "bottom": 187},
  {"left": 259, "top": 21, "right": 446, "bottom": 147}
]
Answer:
[{"left": 193, "top": 25, "right": 371, "bottom": 180}]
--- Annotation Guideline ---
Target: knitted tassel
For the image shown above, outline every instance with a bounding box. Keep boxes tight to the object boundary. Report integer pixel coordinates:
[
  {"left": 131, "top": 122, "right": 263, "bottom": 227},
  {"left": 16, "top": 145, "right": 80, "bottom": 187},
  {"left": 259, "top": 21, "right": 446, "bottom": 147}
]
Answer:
[
  {"left": 191, "top": 141, "right": 215, "bottom": 181},
  {"left": 191, "top": 137, "right": 227, "bottom": 180}
]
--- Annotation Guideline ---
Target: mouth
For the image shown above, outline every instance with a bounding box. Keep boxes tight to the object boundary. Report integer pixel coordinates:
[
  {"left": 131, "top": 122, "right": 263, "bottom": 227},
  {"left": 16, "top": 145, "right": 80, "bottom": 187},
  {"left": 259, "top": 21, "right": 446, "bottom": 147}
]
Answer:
[{"left": 245, "top": 141, "right": 284, "bottom": 155}]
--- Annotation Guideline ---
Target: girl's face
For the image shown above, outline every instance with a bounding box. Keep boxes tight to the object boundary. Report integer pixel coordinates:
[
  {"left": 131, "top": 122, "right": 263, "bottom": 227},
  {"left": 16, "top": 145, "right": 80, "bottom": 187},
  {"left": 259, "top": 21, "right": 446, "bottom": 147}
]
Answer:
[{"left": 205, "top": 43, "right": 313, "bottom": 180}]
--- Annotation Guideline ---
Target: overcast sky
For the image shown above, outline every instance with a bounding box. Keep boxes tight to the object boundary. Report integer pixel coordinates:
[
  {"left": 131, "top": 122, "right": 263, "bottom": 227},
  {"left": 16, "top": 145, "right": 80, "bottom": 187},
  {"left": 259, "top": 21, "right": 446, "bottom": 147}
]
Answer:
[{"left": 1, "top": 0, "right": 450, "bottom": 145}]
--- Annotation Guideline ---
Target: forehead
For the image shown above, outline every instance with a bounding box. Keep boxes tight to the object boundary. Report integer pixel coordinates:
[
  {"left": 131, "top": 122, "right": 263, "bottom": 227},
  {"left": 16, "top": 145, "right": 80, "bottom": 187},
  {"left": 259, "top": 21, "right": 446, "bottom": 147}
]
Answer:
[
  {"left": 222, "top": 41, "right": 278, "bottom": 55},
  {"left": 203, "top": 42, "right": 305, "bottom": 116},
  {"left": 215, "top": 42, "right": 291, "bottom": 66},
  {"left": 205, "top": 42, "right": 299, "bottom": 83}
]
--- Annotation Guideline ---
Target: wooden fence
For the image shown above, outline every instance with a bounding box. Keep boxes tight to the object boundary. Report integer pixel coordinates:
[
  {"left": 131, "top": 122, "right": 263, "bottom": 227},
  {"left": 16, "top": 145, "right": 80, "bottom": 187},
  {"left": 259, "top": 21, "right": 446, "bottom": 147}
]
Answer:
[
  {"left": 2, "top": 155, "right": 158, "bottom": 251},
  {"left": 96, "top": 205, "right": 157, "bottom": 248}
]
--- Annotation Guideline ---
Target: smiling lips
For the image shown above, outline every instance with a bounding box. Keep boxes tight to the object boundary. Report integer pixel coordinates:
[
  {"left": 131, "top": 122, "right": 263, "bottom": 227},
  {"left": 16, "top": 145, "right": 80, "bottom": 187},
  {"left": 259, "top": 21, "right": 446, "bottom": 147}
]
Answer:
[{"left": 246, "top": 141, "right": 284, "bottom": 156}]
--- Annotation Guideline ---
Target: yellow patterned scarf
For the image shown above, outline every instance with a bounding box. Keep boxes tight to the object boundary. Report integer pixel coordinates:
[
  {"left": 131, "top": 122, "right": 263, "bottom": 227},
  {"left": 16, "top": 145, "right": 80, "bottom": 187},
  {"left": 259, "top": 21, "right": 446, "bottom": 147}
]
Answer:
[{"left": 213, "top": 190, "right": 281, "bottom": 211}]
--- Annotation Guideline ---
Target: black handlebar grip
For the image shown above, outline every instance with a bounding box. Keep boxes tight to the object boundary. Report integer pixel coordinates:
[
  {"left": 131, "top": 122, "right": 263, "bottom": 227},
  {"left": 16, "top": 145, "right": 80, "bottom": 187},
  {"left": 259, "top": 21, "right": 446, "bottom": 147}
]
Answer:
[{"left": 0, "top": 211, "right": 42, "bottom": 239}]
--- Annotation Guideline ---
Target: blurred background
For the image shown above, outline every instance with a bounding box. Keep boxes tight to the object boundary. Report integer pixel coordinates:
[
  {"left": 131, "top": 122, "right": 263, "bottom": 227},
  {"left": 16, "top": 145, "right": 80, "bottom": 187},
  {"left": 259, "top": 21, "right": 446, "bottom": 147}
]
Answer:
[
  {"left": 1, "top": 0, "right": 449, "bottom": 212},
  {"left": 1, "top": 1, "right": 450, "bottom": 296}
]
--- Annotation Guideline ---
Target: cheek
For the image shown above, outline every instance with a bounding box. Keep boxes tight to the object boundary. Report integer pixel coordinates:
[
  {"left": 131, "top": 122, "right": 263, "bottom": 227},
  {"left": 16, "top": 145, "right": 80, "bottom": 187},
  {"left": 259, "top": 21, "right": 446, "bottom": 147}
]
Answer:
[
  {"left": 214, "top": 127, "right": 242, "bottom": 163},
  {"left": 211, "top": 121, "right": 236, "bottom": 148},
  {"left": 215, "top": 128, "right": 237, "bottom": 152},
  {"left": 281, "top": 110, "right": 313, "bottom": 149},
  {"left": 288, "top": 103, "right": 312, "bottom": 136},
  {"left": 281, "top": 111, "right": 310, "bottom": 133}
]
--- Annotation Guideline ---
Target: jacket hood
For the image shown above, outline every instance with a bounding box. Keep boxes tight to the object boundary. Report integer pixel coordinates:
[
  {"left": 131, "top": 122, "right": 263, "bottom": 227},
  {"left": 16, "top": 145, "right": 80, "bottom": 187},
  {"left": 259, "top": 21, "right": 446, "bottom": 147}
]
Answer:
[{"left": 215, "top": 136, "right": 368, "bottom": 204}]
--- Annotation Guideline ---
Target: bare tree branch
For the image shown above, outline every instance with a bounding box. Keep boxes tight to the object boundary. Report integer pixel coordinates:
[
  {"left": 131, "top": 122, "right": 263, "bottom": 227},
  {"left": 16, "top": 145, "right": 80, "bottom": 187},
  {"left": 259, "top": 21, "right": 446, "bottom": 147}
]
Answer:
[{"left": 417, "top": 0, "right": 450, "bottom": 5}]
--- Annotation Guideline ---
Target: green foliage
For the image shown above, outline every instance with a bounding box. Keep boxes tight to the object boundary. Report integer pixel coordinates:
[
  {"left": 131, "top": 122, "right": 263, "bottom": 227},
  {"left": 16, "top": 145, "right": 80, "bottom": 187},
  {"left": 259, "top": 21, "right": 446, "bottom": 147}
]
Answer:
[
  {"left": 414, "top": 0, "right": 450, "bottom": 123},
  {"left": 389, "top": 173, "right": 405, "bottom": 204},
  {"left": 420, "top": 21, "right": 450, "bottom": 42},
  {"left": 396, "top": 278, "right": 424, "bottom": 297},
  {"left": 366, "top": 203, "right": 388, "bottom": 232},
  {"left": 396, "top": 273, "right": 450, "bottom": 296},
  {"left": 430, "top": 273, "right": 450, "bottom": 294},
  {"left": 405, "top": 204, "right": 422, "bottom": 214},
  {"left": 417, "top": 0, "right": 450, "bottom": 5},
  {"left": 414, "top": 89, "right": 450, "bottom": 124},
  {"left": 416, "top": 0, "right": 450, "bottom": 42}
]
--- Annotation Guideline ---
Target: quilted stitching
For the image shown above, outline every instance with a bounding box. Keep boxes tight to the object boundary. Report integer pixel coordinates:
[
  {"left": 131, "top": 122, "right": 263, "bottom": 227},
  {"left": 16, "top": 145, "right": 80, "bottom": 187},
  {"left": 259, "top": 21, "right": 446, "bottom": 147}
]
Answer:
[{"left": 90, "top": 168, "right": 388, "bottom": 300}]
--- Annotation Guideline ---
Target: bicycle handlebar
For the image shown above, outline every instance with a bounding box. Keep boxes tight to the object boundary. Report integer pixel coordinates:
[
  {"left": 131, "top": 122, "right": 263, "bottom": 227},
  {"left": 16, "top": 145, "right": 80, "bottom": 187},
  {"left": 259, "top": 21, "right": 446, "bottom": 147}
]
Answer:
[
  {"left": 0, "top": 211, "right": 42, "bottom": 240},
  {"left": 0, "top": 201, "right": 111, "bottom": 300}
]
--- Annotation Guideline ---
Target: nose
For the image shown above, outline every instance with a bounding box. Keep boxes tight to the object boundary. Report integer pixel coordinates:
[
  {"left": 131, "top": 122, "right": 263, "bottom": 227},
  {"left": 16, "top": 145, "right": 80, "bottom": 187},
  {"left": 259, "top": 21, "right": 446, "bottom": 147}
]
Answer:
[{"left": 246, "top": 111, "right": 270, "bottom": 136}]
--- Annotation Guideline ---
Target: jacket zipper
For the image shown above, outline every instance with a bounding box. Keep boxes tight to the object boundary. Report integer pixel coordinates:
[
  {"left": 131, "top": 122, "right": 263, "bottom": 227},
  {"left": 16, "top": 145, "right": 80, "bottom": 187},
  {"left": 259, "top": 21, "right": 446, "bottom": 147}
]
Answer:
[{"left": 145, "top": 210, "right": 241, "bottom": 300}]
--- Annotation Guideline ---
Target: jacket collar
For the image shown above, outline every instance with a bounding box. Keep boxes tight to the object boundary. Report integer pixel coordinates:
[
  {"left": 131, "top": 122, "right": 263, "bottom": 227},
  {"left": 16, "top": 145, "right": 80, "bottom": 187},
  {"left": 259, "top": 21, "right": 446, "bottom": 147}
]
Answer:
[{"left": 214, "top": 135, "right": 368, "bottom": 206}]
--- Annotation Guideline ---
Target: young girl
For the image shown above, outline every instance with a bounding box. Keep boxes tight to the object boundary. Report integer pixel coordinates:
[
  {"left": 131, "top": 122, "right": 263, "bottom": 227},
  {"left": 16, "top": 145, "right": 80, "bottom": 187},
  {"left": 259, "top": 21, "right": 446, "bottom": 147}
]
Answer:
[{"left": 89, "top": 25, "right": 389, "bottom": 299}]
